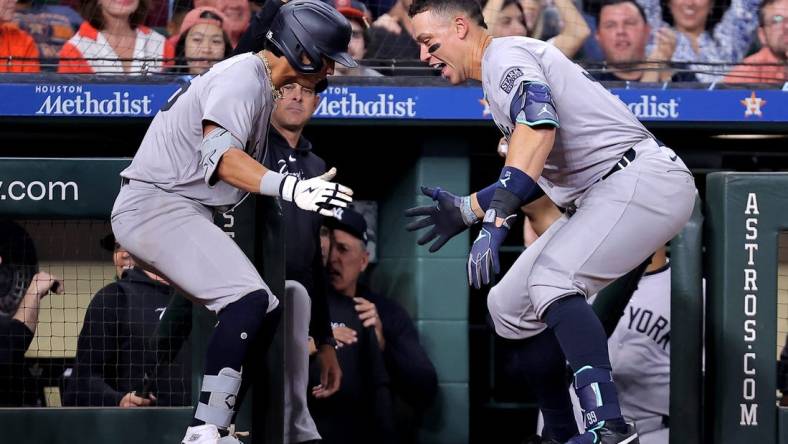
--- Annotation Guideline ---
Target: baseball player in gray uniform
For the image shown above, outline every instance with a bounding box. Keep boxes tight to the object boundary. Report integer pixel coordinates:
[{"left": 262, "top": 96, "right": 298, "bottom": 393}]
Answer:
[
  {"left": 110, "top": 1, "right": 358, "bottom": 443},
  {"left": 404, "top": 0, "right": 695, "bottom": 442},
  {"left": 606, "top": 248, "right": 671, "bottom": 444}
]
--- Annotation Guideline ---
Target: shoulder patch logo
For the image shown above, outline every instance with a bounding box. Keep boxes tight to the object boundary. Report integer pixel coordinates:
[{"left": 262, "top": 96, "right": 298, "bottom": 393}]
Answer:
[{"left": 500, "top": 67, "right": 524, "bottom": 94}]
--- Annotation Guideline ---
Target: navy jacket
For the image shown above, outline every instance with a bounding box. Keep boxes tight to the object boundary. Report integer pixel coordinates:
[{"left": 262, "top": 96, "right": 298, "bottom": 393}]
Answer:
[{"left": 63, "top": 268, "right": 191, "bottom": 406}]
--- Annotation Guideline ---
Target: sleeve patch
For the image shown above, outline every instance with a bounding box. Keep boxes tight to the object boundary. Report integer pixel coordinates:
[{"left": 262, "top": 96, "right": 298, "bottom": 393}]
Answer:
[
  {"left": 499, "top": 67, "right": 524, "bottom": 94},
  {"left": 509, "top": 81, "right": 560, "bottom": 128}
]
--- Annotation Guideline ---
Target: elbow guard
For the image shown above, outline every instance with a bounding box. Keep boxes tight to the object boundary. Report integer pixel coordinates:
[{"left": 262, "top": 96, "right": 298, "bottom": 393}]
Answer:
[
  {"left": 509, "top": 81, "right": 560, "bottom": 128},
  {"left": 200, "top": 127, "right": 244, "bottom": 187}
]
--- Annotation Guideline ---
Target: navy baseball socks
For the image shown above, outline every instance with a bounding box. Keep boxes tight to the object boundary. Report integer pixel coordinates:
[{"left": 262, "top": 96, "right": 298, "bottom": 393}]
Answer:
[
  {"left": 500, "top": 330, "right": 578, "bottom": 441},
  {"left": 183, "top": 289, "right": 280, "bottom": 444},
  {"left": 544, "top": 295, "right": 638, "bottom": 444}
]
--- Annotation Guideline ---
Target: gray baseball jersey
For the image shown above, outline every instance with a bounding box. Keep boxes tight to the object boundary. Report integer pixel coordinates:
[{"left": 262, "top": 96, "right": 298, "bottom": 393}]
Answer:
[
  {"left": 609, "top": 265, "right": 670, "bottom": 434},
  {"left": 484, "top": 37, "right": 696, "bottom": 343},
  {"left": 120, "top": 52, "right": 274, "bottom": 208},
  {"left": 111, "top": 52, "right": 279, "bottom": 314},
  {"left": 482, "top": 36, "right": 654, "bottom": 207}
]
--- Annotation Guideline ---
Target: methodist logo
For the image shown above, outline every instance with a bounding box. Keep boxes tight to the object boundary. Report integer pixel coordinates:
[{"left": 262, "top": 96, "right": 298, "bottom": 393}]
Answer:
[
  {"left": 34, "top": 85, "right": 154, "bottom": 116},
  {"left": 315, "top": 87, "right": 417, "bottom": 118},
  {"left": 619, "top": 95, "right": 680, "bottom": 119}
]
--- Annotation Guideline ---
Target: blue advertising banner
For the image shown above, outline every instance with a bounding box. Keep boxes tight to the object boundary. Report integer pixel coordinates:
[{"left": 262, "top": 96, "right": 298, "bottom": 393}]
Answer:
[
  {"left": 0, "top": 83, "right": 179, "bottom": 117},
  {"left": 0, "top": 81, "right": 784, "bottom": 122}
]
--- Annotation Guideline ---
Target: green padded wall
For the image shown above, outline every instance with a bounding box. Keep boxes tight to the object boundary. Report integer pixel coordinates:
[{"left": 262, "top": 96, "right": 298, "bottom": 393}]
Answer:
[
  {"left": 669, "top": 196, "right": 704, "bottom": 444},
  {"left": 705, "top": 172, "right": 788, "bottom": 444},
  {"left": 372, "top": 135, "right": 471, "bottom": 443}
]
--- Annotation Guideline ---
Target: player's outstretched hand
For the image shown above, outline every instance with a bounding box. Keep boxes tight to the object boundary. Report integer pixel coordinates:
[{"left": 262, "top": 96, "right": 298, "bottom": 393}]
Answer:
[
  {"left": 467, "top": 210, "right": 514, "bottom": 289},
  {"left": 281, "top": 167, "right": 354, "bottom": 217},
  {"left": 404, "top": 186, "right": 479, "bottom": 253}
]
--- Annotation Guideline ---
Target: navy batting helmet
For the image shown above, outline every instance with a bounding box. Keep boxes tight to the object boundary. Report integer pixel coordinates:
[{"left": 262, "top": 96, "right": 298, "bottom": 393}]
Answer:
[{"left": 266, "top": 0, "right": 358, "bottom": 74}]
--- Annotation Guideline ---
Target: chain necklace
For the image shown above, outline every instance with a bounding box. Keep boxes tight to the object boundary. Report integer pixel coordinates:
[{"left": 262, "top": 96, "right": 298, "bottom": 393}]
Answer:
[{"left": 258, "top": 51, "right": 282, "bottom": 101}]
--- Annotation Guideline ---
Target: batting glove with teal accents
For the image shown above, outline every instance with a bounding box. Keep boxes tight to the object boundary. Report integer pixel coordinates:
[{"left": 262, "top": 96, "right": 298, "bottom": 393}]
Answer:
[{"left": 468, "top": 208, "right": 516, "bottom": 289}]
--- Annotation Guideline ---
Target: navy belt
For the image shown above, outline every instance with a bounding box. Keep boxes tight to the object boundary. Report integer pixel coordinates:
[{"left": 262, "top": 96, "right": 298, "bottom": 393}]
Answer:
[{"left": 601, "top": 147, "right": 636, "bottom": 181}]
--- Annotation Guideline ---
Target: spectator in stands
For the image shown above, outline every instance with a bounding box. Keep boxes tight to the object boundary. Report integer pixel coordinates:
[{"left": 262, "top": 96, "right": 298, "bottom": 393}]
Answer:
[
  {"left": 0, "top": 221, "right": 63, "bottom": 406},
  {"left": 488, "top": 0, "right": 529, "bottom": 37},
  {"left": 170, "top": 6, "right": 232, "bottom": 75},
  {"left": 366, "top": 0, "right": 422, "bottom": 71},
  {"left": 0, "top": 0, "right": 40, "bottom": 72},
  {"left": 724, "top": 0, "right": 787, "bottom": 83},
  {"left": 216, "top": 0, "right": 249, "bottom": 47},
  {"left": 484, "top": 0, "right": 590, "bottom": 58},
  {"left": 14, "top": 0, "right": 81, "bottom": 71},
  {"left": 309, "top": 208, "right": 396, "bottom": 444},
  {"left": 63, "top": 264, "right": 191, "bottom": 407},
  {"left": 595, "top": 0, "right": 696, "bottom": 82},
  {"left": 331, "top": 0, "right": 383, "bottom": 76},
  {"left": 165, "top": 0, "right": 193, "bottom": 50},
  {"left": 322, "top": 208, "right": 438, "bottom": 443},
  {"left": 58, "top": 0, "right": 174, "bottom": 74},
  {"left": 637, "top": 0, "right": 764, "bottom": 82},
  {"left": 100, "top": 233, "right": 135, "bottom": 279}
]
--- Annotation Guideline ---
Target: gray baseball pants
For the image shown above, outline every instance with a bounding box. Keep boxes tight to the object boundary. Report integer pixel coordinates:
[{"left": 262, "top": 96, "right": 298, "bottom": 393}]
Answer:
[{"left": 488, "top": 138, "right": 696, "bottom": 340}]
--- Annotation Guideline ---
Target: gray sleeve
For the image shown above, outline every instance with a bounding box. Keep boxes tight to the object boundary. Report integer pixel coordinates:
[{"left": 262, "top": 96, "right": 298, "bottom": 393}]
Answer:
[
  {"left": 201, "top": 61, "right": 264, "bottom": 149},
  {"left": 488, "top": 45, "right": 558, "bottom": 128}
]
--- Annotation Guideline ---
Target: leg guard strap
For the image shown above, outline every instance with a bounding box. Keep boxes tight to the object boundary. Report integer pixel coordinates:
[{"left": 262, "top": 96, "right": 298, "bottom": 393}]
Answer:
[
  {"left": 573, "top": 366, "right": 622, "bottom": 429},
  {"left": 195, "top": 367, "right": 242, "bottom": 429}
]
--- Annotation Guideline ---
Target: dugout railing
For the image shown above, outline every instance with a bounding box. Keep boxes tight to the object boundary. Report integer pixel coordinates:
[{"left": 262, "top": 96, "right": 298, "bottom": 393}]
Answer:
[{"left": 0, "top": 158, "right": 285, "bottom": 444}]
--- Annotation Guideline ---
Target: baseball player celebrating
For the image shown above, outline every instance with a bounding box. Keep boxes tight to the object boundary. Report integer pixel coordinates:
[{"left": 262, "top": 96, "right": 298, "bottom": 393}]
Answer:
[
  {"left": 404, "top": 0, "right": 696, "bottom": 442},
  {"left": 110, "top": 1, "right": 357, "bottom": 443}
]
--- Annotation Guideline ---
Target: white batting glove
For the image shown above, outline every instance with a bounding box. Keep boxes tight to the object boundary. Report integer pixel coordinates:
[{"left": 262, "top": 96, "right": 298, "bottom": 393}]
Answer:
[{"left": 280, "top": 167, "right": 354, "bottom": 216}]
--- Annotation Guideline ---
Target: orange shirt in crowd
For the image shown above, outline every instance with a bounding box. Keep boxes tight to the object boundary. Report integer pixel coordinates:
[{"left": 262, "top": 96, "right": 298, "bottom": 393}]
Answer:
[
  {"left": 0, "top": 22, "right": 40, "bottom": 73},
  {"left": 724, "top": 47, "right": 787, "bottom": 84},
  {"left": 58, "top": 22, "right": 174, "bottom": 74}
]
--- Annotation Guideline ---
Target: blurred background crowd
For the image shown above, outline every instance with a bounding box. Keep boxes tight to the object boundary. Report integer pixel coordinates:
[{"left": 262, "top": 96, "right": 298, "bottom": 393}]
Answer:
[{"left": 0, "top": 0, "right": 785, "bottom": 82}]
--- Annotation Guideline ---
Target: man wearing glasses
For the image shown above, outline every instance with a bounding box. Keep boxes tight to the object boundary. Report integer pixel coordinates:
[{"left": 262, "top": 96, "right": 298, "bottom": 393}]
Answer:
[
  {"left": 263, "top": 82, "right": 342, "bottom": 444},
  {"left": 724, "top": 0, "right": 788, "bottom": 83}
]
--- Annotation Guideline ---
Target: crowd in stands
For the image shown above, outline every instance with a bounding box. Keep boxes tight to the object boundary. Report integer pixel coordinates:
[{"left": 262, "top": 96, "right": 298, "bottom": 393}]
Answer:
[{"left": 0, "top": 0, "right": 784, "bottom": 81}]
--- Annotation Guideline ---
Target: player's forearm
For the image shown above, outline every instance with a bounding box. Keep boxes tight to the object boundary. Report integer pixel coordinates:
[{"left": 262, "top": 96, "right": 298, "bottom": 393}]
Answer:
[
  {"left": 215, "top": 148, "right": 272, "bottom": 194},
  {"left": 506, "top": 125, "right": 555, "bottom": 180}
]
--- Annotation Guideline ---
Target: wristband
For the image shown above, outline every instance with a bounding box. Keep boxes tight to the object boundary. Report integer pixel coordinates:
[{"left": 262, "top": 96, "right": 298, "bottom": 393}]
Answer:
[
  {"left": 489, "top": 188, "right": 523, "bottom": 220},
  {"left": 458, "top": 195, "right": 479, "bottom": 226},
  {"left": 476, "top": 182, "right": 497, "bottom": 211},
  {"left": 498, "top": 166, "right": 536, "bottom": 201},
  {"left": 259, "top": 171, "right": 286, "bottom": 197}
]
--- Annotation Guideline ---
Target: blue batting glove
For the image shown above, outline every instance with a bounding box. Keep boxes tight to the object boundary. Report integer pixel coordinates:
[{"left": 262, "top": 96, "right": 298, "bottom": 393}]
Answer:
[
  {"left": 405, "top": 186, "right": 479, "bottom": 253},
  {"left": 467, "top": 209, "right": 515, "bottom": 289}
]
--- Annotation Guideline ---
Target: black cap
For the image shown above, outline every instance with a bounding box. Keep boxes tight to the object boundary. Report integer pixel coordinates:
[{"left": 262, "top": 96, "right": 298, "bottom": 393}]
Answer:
[{"left": 325, "top": 207, "right": 368, "bottom": 244}]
